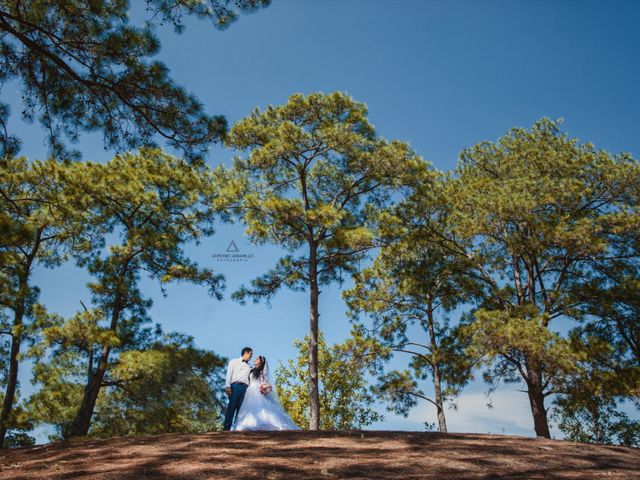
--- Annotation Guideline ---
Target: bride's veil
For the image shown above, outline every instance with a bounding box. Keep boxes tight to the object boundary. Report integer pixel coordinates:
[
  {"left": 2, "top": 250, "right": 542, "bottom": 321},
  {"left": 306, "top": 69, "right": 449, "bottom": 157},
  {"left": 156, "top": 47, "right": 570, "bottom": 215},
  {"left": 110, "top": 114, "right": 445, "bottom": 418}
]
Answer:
[{"left": 262, "top": 359, "right": 283, "bottom": 404}]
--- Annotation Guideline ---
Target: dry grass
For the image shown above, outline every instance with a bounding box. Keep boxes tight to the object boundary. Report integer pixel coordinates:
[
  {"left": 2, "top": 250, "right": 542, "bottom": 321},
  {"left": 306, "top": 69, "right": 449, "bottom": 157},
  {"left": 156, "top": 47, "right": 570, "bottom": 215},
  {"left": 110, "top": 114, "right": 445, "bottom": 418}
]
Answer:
[{"left": 1, "top": 431, "right": 638, "bottom": 479}]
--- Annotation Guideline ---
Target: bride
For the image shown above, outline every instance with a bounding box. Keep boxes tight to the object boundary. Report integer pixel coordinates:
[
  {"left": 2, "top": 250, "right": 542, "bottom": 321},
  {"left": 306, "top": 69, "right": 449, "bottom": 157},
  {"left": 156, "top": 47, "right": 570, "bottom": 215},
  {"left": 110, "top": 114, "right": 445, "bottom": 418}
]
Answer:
[{"left": 232, "top": 355, "right": 300, "bottom": 431}]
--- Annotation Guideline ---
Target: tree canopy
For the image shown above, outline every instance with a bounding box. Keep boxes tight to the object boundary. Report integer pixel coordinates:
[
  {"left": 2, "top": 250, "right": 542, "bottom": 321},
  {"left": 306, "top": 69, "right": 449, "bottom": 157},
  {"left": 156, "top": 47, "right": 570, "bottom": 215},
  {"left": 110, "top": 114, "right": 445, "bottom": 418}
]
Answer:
[
  {"left": 0, "top": 0, "right": 270, "bottom": 160},
  {"left": 275, "top": 331, "right": 385, "bottom": 430},
  {"left": 446, "top": 118, "right": 640, "bottom": 438},
  {"left": 221, "top": 91, "right": 422, "bottom": 429}
]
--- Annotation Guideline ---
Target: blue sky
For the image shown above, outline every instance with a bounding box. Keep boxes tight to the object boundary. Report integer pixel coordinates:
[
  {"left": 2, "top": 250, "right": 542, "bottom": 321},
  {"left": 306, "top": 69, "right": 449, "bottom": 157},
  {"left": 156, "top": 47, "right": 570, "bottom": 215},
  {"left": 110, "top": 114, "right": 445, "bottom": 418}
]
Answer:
[{"left": 6, "top": 0, "right": 640, "bottom": 441}]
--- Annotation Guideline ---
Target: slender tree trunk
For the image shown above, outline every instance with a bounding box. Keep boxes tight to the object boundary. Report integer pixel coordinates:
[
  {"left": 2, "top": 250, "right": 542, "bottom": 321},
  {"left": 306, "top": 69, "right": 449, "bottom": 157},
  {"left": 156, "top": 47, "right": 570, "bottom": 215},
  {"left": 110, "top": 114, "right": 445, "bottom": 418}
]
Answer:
[
  {"left": 432, "top": 364, "right": 447, "bottom": 433},
  {"left": 522, "top": 264, "right": 551, "bottom": 438},
  {"left": 308, "top": 243, "right": 321, "bottom": 430},
  {"left": 426, "top": 303, "right": 447, "bottom": 432},
  {"left": 66, "top": 346, "right": 112, "bottom": 438},
  {"left": 67, "top": 263, "right": 128, "bottom": 438},
  {"left": 525, "top": 359, "right": 551, "bottom": 438},
  {"left": 0, "top": 304, "right": 24, "bottom": 447},
  {"left": 0, "top": 232, "right": 40, "bottom": 448}
]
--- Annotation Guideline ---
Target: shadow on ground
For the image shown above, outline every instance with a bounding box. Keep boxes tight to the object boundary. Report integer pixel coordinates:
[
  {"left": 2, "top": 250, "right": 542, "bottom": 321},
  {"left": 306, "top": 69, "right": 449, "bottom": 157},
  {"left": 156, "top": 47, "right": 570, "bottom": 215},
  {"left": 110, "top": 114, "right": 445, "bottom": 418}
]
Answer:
[{"left": 0, "top": 431, "right": 638, "bottom": 479}]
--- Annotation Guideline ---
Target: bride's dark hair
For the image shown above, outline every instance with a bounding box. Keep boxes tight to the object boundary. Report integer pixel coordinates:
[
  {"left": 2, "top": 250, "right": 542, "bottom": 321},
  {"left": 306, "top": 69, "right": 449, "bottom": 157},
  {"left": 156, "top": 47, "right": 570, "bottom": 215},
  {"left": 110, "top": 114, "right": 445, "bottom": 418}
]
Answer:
[{"left": 251, "top": 355, "right": 266, "bottom": 379}]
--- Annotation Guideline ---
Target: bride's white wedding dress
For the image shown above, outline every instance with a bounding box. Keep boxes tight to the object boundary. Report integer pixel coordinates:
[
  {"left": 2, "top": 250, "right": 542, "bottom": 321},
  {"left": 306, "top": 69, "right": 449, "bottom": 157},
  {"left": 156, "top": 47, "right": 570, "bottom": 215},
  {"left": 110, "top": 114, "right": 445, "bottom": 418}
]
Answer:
[{"left": 232, "top": 361, "right": 300, "bottom": 431}]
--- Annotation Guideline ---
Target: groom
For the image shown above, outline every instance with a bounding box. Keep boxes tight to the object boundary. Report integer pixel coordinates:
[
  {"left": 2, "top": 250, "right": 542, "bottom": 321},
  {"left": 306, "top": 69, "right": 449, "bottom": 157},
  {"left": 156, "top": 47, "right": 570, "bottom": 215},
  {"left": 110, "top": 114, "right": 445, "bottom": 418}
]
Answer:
[{"left": 223, "top": 346, "right": 253, "bottom": 431}]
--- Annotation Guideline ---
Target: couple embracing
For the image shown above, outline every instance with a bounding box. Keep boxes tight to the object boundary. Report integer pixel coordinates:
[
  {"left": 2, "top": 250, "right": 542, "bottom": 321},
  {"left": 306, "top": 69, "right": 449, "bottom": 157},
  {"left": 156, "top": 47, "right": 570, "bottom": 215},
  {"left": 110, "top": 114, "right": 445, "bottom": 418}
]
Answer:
[{"left": 223, "top": 347, "right": 300, "bottom": 431}]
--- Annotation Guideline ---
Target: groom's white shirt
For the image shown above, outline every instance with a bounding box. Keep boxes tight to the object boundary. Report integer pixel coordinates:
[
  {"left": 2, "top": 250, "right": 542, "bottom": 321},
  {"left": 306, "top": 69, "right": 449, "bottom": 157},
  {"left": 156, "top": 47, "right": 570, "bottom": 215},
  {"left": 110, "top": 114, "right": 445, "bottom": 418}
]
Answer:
[{"left": 225, "top": 357, "right": 252, "bottom": 388}]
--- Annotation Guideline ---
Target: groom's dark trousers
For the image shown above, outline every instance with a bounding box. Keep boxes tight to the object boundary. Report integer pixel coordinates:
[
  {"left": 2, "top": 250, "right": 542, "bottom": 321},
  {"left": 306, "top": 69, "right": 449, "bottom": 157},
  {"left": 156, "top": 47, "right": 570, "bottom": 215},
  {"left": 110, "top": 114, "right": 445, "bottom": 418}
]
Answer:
[{"left": 223, "top": 382, "right": 248, "bottom": 430}]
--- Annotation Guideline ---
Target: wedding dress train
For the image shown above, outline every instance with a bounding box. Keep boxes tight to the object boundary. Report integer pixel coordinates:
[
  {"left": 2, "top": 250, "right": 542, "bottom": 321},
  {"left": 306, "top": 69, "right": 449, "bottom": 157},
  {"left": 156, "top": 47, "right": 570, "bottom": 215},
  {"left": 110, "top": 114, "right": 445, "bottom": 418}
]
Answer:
[{"left": 232, "top": 361, "right": 300, "bottom": 431}]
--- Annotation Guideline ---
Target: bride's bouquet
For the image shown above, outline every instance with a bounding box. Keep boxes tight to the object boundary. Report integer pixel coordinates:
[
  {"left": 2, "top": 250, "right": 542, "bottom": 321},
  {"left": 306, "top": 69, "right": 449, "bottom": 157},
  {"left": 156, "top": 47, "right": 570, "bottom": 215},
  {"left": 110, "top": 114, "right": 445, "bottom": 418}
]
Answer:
[{"left": 259, "top": 383, "right": 272, "bottom": 395}]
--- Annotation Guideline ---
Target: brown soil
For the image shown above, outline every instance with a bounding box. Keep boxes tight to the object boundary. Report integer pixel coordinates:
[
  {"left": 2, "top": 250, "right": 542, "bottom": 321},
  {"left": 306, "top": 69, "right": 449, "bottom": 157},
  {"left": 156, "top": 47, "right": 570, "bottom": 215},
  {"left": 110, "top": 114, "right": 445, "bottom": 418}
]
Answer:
[{"left": 0, "top": 431, "right": 638, "bottom": 479}]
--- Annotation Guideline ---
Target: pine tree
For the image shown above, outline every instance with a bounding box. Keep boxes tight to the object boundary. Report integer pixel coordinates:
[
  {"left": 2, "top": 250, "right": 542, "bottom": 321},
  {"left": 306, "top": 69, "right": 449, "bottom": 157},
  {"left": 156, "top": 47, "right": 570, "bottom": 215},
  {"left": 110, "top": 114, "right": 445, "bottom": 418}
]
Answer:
[
  {"left": 220, "top": 92, "right": 422, "bottom": 429},
  {"left": 0, "top": 157, "right": 95, "bottom": 447},
  {"left": 345, "top": 168, "right": 479, "bottom": 432},
  {"left": 446, "top": 118, "right": 640, "bottom": 437},
  {"left": 54, "top": 148, "right": 225, "bottom": 438},
  {"left": 0, "top": 0, "right": 270, "bottom": 160},
  {"left": 275, "top": 330, "right": 385, "bottom": 430}
]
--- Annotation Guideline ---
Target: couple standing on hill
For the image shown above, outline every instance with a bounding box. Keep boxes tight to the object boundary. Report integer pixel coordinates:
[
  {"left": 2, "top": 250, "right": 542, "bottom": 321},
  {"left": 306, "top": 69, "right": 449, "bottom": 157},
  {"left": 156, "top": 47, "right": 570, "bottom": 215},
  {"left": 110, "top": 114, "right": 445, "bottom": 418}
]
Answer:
[{"left": 223, "top": 346, "right": 300, "bottom": 431}]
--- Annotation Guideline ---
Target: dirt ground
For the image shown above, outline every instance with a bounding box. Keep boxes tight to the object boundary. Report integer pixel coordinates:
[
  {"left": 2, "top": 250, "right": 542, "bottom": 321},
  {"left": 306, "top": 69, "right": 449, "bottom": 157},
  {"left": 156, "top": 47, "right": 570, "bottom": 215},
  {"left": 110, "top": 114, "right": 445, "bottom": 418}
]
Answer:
[{"left": 0, "top": 430, "right": 638, "bottom": 480}]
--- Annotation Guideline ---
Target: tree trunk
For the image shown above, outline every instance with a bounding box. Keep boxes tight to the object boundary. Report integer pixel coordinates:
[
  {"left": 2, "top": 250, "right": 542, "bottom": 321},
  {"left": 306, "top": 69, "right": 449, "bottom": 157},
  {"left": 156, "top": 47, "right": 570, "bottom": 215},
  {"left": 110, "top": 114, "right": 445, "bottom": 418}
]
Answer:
[
  {"left": 65, "top": 347, "right": 111, "bottom": 438},
  {"left": 0, "top": 232, "right": 40, "bottom": 448},
  {"left": 67, "top": 265, "right": 128, "bottom": 438},
  {"left": 521, "top": 263, "right": 550, "bottom": 438},
  {"left": 0, "top": 305, "right": 23, "bottom": 447},
  {"left": 426, "top": 303, "right": 447, "bottom": 432},
  {"left": 525, "top": 360, "right": 551, "bottom": 438},
  {"left": 308, "top": 243, "right": 321, "bottom": 430},
  {"left": 432, "top": 364, "right": 448, "bottom": 433}
]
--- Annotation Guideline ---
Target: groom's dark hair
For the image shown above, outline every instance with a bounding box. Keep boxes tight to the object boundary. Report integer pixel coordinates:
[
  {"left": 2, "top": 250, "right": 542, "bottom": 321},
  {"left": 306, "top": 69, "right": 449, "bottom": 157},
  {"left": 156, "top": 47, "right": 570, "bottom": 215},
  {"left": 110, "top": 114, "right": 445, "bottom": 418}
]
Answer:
[{"left": 241, "top": 347, "right": 253, "bottom": 355}]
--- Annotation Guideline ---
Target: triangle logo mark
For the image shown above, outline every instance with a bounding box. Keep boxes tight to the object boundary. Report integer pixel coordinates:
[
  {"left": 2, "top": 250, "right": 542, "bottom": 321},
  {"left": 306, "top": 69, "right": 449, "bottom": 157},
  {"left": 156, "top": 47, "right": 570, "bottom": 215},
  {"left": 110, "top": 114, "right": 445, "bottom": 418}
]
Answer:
[{"left": 226, "top": 240, "right": 240, "bottom": 253}]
